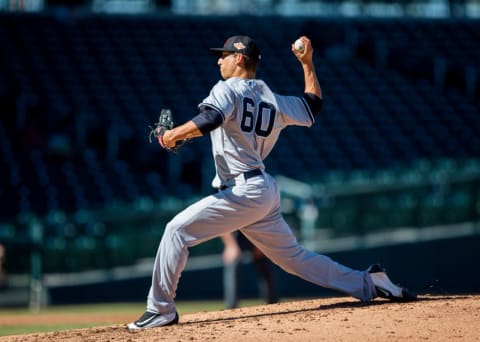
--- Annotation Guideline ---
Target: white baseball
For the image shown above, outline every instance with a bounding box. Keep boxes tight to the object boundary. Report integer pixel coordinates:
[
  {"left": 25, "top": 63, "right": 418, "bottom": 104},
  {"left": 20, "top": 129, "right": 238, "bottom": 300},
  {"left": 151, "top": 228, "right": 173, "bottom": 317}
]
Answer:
[{"left": 294, "top": 39, "right": 305, "bottom": 52}]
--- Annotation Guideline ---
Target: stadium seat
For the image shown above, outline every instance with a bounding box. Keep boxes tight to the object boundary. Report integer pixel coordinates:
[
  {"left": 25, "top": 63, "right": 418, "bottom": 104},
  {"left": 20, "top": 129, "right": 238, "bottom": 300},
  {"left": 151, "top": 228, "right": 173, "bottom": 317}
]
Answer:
[{"left": 1, "top": 13, "right": 479, "bottom": 270}]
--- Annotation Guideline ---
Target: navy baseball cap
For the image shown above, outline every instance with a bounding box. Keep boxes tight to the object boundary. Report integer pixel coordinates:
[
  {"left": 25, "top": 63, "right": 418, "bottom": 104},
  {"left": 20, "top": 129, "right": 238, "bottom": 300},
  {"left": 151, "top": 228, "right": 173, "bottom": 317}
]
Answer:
[{"left": 210, "top": 35, "right": 261, "bottom": 61}]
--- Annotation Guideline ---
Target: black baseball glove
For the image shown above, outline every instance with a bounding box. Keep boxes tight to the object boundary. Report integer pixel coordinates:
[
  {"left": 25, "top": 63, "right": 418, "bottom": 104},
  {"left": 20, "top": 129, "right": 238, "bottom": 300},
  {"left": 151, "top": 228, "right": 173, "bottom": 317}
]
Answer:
[{"left": 148, "top": 109, "right": 187, "bottom": 153}]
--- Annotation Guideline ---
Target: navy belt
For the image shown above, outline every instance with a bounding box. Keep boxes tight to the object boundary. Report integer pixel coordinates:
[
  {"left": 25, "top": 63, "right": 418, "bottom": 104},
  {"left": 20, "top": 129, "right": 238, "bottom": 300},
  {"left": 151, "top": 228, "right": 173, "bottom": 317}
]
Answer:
[
  {"left": 219, "top": 169, "right": 262, "bottom": 190},
  {"left": 244, "top": 168, "right": 262, "bottom": 180}
]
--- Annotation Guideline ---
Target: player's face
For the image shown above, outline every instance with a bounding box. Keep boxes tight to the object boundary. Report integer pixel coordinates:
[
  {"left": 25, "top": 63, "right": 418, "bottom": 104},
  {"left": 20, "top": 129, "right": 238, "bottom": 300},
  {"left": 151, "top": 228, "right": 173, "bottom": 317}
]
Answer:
[{"left": 218, "top": 52, "right": 238, "bottom": 80}]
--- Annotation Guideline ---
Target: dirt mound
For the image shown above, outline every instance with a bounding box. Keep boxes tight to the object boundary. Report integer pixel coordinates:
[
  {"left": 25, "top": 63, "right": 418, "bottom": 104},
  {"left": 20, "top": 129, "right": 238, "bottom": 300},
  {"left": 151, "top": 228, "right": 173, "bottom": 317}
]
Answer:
[{"left": 4, "top": 295, "right": 479, "bottom": 342}]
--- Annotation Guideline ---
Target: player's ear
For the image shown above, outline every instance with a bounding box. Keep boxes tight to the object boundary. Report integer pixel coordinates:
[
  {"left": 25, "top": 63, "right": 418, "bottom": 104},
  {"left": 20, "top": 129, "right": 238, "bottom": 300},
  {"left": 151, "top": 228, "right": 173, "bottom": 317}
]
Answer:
[{"left": 235, "top": 53, "right": 246, "bottom": 66}]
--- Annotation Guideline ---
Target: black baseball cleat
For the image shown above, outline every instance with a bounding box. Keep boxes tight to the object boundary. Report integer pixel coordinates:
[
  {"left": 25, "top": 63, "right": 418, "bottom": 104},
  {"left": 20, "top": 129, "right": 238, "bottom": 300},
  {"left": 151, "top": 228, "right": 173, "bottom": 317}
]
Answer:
[
  {"left": 368, "top": 264, "right": 417, "bottom": 302},
  {"left": 126, "top": 310, "right": 179, "bottom": 331}
]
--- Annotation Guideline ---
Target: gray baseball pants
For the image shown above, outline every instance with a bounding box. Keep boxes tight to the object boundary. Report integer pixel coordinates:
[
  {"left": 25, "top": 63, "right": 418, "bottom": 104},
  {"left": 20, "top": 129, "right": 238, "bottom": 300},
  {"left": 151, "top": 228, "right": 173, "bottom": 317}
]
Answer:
[{"left": 146, "top": 171, "right": 376, "bottom": 314}]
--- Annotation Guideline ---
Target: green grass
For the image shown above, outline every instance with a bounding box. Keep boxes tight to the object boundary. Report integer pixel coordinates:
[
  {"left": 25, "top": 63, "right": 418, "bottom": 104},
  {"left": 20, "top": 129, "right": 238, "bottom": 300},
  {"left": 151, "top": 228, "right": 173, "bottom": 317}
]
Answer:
[
  {"left": 0, "top": 324, "right": 95, "bottom": 336},
  {"left": 0, "top": 299, "right": 265, "bottom": 337},
  {"left": 0, "top": 302, "right": 140, "bottom": 315}
]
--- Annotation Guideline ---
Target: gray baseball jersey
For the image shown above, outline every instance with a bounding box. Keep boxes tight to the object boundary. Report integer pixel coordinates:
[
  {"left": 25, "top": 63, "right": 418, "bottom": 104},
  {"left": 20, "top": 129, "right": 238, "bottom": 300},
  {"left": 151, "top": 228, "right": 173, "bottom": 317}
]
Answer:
[
  {"left": 145, "top": 77, "right": 376, "bottom": 315},
  {"left": 199, "top": 78, "right": 314, "bottom": 187}
]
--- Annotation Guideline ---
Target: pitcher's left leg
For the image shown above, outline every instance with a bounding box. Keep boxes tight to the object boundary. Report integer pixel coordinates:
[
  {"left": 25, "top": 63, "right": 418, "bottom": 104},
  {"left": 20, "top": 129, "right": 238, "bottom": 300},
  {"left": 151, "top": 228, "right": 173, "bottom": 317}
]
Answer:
[
  {"left": 146, "top": 194, "right": 233, "bottom": 314},
  {"left": 146, "top": 183, "right": 277, "bottom": 314}
]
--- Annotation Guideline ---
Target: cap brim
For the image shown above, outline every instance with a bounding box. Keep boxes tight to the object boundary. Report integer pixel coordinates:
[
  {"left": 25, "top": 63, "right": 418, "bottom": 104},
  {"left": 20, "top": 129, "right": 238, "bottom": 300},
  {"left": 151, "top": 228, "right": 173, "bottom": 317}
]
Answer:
[{"left": 209, "top": 47, "right": 235, "bottom": 56}]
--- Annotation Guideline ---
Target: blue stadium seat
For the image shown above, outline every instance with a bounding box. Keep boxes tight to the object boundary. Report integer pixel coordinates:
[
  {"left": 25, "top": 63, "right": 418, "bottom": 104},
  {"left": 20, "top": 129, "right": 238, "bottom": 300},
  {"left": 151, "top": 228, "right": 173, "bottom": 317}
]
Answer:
[{"left": 0, "top": 13, "right": 478, "bottom": 235}]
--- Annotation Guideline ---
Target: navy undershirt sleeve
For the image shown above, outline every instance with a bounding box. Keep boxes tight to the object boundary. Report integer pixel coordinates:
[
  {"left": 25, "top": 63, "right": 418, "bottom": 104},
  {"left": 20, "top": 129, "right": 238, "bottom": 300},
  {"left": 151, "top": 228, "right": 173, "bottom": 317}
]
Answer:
[
  {"left": 192, "top": 108, "right": 224, "bottom": 135},
  {"left": 303, "top": 93, "right": 323, "bottom": 118}
]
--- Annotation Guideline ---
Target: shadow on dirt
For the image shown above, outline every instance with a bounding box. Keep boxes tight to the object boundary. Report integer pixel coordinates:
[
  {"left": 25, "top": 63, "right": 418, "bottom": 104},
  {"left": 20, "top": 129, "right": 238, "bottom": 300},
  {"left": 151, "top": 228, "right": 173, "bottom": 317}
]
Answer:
[{"left": 179, "top": 294, "right": 473, "bottom": 326}]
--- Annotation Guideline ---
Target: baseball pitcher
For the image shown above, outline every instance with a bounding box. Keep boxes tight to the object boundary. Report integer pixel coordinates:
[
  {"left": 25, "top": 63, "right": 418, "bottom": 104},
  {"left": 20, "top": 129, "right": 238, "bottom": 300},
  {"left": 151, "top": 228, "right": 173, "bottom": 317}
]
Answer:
[{"left": 128, "top": 35, "right": 416, "bottom": 330}]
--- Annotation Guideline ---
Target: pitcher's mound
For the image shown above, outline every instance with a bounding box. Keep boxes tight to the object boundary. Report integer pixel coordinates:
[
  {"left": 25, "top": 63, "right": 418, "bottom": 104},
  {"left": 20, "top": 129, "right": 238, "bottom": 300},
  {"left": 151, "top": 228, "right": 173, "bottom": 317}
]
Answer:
[{"left": 4, "top": 295, "right": 479, "bottom": 341}]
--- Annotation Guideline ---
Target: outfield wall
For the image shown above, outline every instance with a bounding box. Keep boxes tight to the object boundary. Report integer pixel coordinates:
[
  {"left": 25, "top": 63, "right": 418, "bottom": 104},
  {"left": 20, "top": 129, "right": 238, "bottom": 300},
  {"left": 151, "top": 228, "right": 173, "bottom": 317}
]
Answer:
[{"left": 45, "top": 232, "right": 480, "bottom": 304}]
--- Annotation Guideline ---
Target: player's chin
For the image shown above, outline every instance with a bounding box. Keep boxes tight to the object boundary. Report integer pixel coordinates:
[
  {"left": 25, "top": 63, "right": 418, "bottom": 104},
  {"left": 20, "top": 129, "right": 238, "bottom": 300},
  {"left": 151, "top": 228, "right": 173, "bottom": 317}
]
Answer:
[{"left": 220, "top": 70, "right": 231, "bottom": 80}]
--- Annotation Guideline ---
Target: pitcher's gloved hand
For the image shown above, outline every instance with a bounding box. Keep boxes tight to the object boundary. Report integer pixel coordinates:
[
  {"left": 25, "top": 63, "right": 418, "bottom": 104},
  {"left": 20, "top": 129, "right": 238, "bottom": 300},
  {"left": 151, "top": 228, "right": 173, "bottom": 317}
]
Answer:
[{"left": 148, "top": 109, "right": 187, "bottom": 153}]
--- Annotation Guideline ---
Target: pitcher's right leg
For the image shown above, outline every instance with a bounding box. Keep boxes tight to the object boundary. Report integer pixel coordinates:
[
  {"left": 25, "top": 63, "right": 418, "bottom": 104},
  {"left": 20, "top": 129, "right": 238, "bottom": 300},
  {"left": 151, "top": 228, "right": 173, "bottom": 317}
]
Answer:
[{"left": 241, "top": 218, "right": 376, "bottom": 302}]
